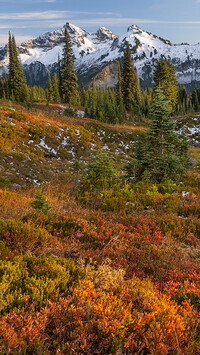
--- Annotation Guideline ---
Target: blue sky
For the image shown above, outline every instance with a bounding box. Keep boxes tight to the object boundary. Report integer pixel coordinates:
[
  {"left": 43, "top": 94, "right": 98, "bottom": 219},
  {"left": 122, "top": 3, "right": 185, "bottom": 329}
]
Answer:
[{"left": 1, "top": 0, "right": 200, "bottom": 45}]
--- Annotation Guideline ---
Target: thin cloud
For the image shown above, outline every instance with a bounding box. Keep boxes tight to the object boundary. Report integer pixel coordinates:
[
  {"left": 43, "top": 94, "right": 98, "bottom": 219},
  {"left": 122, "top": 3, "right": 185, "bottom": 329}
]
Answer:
[
  {"left": 0, "top": 24, "right": 27, "bottom": 29},
  {"left": 0, "top": 34, "right": 32, "bottom": 45},
  {"left": 0, "top": 0, "right": 57, "bottom": 2},
  {"left": 48, "top": 18, "right": 200, "bottom": 29},
  {"left": 0, "top": 11, "right": 119, "bottom": 21},
  {"left": 0, "top": 11, "right": 68, "bottom": 20}
]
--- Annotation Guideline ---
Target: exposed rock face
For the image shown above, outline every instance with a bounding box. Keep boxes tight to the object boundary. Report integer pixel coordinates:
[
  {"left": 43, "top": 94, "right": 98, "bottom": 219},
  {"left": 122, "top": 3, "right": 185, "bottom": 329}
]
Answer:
[
  {"left": 89, "top": 62, "right": 119, "bottom": 89},
  {"left": 23, "top": 62, "right": 49, "bottom": 87},
  {"left": 1, "top": 22, "right": 200, "bottom": 89}
]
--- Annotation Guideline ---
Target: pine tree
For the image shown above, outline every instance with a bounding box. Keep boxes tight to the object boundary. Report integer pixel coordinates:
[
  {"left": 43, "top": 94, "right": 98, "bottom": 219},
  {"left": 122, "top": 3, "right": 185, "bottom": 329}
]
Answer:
[
  {"left": 30, "top": 189, "right": 51, "bottom": 214},
  {"left": 60, "top": 27, "right": 79, "bottom": 106},
  {"left": 154, "top": 59, "right": 178, "bottom": 113},
  {"left": 0, "top": 76, "right": 8, "bottom": 100},
  {"left": 47, "top": 72, "right": 53, "bottom": 103},
  {"left": 133, "top": 87, "right": 188, "bottom": 182},
  {"left": 116, "top": 62, "right": 125, "bottom": 122},
  {"left": 57, "top": 54, "right": 62, "bottom": 98},
  {"left": 52, "top": 73, "right": 61, "bottom": 103},
  {"left": 79, "top": 150, "right": 116, "bottom": 193},
  {"left": 177, "top": 86, "right": 188, "bottom": 114},
  {"left": 8, "top": 33, "right": 27, "bottom": 102},
  {"left": 122, "top": 44, "right": 141, "bottom": 112},
  {"left": 29, "top": 86, "right": 46, "bottom": 103},
  {"left": 191, "top": 88, "right": 199, "bottom": 112}
]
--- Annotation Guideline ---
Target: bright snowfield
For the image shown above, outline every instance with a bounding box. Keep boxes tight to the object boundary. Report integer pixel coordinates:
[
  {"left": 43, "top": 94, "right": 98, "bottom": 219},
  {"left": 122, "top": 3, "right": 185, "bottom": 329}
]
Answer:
[{"left": 1, "top": 22, "right": 200, "bottom": 84}]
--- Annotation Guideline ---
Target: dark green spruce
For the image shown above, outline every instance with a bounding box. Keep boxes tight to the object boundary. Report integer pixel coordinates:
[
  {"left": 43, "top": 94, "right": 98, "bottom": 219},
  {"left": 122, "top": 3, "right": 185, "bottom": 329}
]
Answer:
[
  {"left": 60, "top": 27, "right": 79, "bottom": 106},
  {"left": 154, "top": 59, "right": 178, "bottom": 113},
  {"left": 121, "top": 44, "right": 141, "bottom": 112},
  {"left": 128, "top": 87, "right": 188, "bottom": 183},
  {"left": 8, "top": 33, "right": 27, "bottom": 102}
]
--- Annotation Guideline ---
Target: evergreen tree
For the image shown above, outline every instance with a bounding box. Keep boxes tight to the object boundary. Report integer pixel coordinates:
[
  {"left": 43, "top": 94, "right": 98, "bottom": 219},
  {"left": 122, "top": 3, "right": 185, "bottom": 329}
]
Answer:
[
  {"left": 30, "top": 189, "right": 51, "bottom": 214},
  {"left": 154, "top": 59, "right": 178, "bottom": 113},
  {"left": 57, "top": 54, "right": 62, "bottom": 98},
  {"left": 177, "top": 86, "right": 188, "bottom": 114},
  {"left": 28, "top": 86, "right": 46, "bottom": 103},
  {"left": 191, "top": 88, "right": 199, "bottom": 112},
  {"left": 0, "top": 76, "right": 8, "bottom": 100},
  {"left": 79, "top": 150, "right": 117, "bottom": 193},
  {"left": 116, "top": 62, "right": 125, "bottom": 122},
  {"left": 140, "top": 88, "right": 154, "bottom": 117},
  {"left": 52, "top": 73, "right": 61, "bottom": 103},
  {"left": 133, "top": 87, "right": 188, "bottom": 182},
  {"left": 47, "top": 72, "right": 53, "bottom": 103},
  {"left": 8, "top": 33, "right": 27, "bottom": 102},
  {"left": 60, "top": 27, "right": 79, "bottom": 106},
  {"left": 122, "top": 44, "right": 141, "bottom": 112},
  {"left": 47, "top": 72, "right": 61, "bottom": 104}
]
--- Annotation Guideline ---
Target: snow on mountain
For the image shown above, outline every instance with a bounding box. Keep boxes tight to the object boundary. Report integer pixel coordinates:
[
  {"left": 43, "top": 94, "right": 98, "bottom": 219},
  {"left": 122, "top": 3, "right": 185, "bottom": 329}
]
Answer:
[
  {"left": 18, "top": 23, "right": 118, "bottom": 70},
  {"left": 1, "top": 22, "right": 200, "bottom": 88}
]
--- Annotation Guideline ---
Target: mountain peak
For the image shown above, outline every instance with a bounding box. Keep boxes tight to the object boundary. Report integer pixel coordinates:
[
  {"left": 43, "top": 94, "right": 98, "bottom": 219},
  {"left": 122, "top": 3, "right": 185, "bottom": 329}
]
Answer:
[
  {"left": 127, "top": 24, "right": 144, "bottom": 33},
  {"left": 64, "top": 22, "right": 87, "bottom": 36},
  {"left": 94, "top": 27, "right": 118, "bottom": 41},
  {"left": 126, "top": 24, "right": 173, "bottom": 46}
]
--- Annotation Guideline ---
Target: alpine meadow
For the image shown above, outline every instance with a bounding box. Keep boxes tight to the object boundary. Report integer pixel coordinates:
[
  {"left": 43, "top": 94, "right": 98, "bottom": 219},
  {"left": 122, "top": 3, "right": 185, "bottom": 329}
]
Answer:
[{"left": 0, "top": 5, "right": 200, "bottom": 355}]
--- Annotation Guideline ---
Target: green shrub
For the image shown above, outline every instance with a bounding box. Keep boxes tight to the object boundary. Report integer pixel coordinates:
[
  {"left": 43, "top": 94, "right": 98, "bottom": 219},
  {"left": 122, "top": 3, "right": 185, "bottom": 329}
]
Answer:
[
  {"left": 8, "top": 110, "right": 28, "bottom": 122},
  {"left": 0, "top": 121, "right": 15, "bottom": 139},
  {"left": 30, "top": 189, "right": 51, "bottom": 214},
  {"left": 0, "top": 255, "right": 85, "bottom": 314},
  {"left": 64, "top": 107, "right": 77, "bottom": 117}
]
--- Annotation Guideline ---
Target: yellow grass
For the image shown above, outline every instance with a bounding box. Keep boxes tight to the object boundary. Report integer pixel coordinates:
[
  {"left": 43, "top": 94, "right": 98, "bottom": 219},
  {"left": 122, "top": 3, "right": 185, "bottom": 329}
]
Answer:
[
  {"left": 189, "top": 147, "right": 200, "bottom": 161},
  {"left": 0, "top": 189, "right": 32, "bottom": 219}
]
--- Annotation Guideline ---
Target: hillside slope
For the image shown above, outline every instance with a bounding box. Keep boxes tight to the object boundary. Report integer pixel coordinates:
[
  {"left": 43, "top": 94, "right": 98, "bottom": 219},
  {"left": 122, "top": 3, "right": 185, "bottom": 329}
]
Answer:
[{"left": 0, "top": 102, "right": 199, "bottom": 354}]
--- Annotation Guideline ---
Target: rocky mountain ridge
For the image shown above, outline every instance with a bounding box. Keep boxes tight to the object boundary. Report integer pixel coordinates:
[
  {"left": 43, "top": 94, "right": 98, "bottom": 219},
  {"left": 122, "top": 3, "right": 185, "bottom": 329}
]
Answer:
[{"left": 1, "top": 22, "right": 200, "bottom": 89}]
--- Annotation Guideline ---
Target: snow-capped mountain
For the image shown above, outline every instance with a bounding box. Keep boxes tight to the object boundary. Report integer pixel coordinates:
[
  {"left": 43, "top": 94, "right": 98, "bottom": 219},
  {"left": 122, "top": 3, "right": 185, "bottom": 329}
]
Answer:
[{"left": 1, "top": 22, "right": 200, "bottom": 89}]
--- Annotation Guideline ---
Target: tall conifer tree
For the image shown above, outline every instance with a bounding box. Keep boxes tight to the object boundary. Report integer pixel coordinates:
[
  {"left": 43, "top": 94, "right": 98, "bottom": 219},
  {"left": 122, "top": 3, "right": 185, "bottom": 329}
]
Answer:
[
  {"left": 154, "top": 59, "right": 178, "bottom": 113},
  {"left": 60, "top": 27, "right": 79, "bottom": 106},
  {"left": 134, "top": 87, "right": 188, "bottom": 182},
  {"left": 8, "top": 33, "right": 27, "bottom": 102},
  {"left": 116, "top": 62, "right": 125, "bottom": 122},
  {"left": 52, "top": 73, "right": 61, "bottom": 103},
  {"left": 122, "top": 44, "right": 141, "bottom": 112},
  {"left": 47, "top": 72, "right": 53, "bottom": 103}
]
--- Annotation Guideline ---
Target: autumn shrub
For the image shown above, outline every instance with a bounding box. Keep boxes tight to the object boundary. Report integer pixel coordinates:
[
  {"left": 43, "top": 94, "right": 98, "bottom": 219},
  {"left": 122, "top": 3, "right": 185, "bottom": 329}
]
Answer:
[
  {"left": 0, "top": 177, "right": 10, "bottom": 188},
  {"left": 158, "top": 179, "right": 177, "bottom": 194},
  {"left": 7, "top": 110, "right": 28, "bottom": 122},
  {"left": 0, "top": 255, "right": 85, "bottom": 314},
  {"left": 78, "top": 181, "right": 182, "bottom": 213},
  {"left": 165, "top": 280, "right": 200, "bottom": 312},
  {"left": 22, "top": 210, "right": 53, "bottom": 228},
  {"left": 178, "top": 201, "right": 200, "bottom": 218},
  {"left": 0, "top": 276, "right": 197, "bottom": 355},
  {"left": 0, "top": 219, "right": 60, "bottom": 255},
  {"left": 156, "top": 214, "right": 200, "bottom": 245},
  {"left": 183, "top": 171, "right": 200, "bottom": 188},
  {"left": 0, "top": 121, "right": 15, "bottom": 139},
  {"left": 62, "top": 215, "right": 199, "bottom": 283},
  {"left": 0, "top": 240, "right": 10, "bottom": 259}
]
